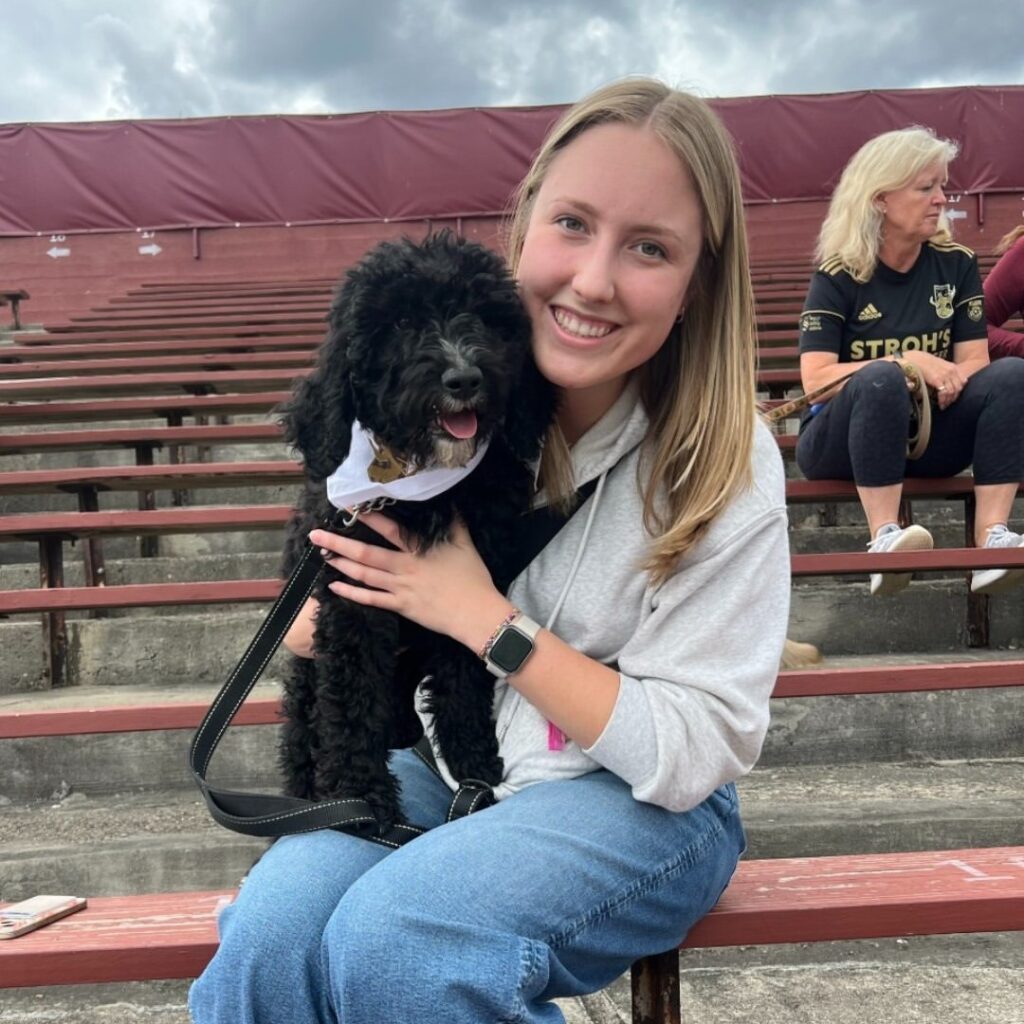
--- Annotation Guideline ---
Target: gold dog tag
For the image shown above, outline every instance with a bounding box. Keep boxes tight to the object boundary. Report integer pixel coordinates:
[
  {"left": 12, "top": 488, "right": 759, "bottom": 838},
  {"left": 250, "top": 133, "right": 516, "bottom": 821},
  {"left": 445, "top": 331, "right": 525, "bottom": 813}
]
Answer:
[{"left": 367, "top": 443, "right": 411, "bottom": 483}]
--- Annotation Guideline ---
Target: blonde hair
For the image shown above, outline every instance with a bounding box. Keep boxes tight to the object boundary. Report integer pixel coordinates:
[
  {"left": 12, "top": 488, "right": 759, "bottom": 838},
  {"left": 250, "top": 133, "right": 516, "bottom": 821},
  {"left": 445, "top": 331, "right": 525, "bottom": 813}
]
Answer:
[
  {"left": 816, "top": 126, "right": 959, "bottom": 282},
  {"left": 504, "top": 78, "right": 757, "bottom": 583},
  {"left": 995, "top": 224, "right": 1024, "bottom": 255}
]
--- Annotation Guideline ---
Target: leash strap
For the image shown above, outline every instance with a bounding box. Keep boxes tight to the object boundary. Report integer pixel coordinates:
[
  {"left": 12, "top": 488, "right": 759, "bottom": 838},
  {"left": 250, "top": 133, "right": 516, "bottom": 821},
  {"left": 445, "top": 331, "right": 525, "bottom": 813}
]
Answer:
[
  {"left": 188, "top": 514, "right": 426, "bottom": 848},
  {"left": 768, "top": 360, "right": 931, "bottom": 460}
]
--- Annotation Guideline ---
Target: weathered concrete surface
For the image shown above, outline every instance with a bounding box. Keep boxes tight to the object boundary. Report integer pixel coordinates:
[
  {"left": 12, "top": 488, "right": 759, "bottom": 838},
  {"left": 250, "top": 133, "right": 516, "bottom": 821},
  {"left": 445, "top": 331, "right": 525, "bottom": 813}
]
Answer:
[
  {"left": 2, "top": 935, "right": 1022, "bottom": 1023},
  {"left": 2, "top": 760, "right": 1021, "bottom": 900}
]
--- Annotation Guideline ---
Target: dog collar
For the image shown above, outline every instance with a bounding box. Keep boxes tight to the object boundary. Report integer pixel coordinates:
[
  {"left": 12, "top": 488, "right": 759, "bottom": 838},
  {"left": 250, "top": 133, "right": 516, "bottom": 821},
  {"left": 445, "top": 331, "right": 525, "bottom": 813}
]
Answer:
[{"left": 326, "top": 420, "right": 490, "bottom": 512}]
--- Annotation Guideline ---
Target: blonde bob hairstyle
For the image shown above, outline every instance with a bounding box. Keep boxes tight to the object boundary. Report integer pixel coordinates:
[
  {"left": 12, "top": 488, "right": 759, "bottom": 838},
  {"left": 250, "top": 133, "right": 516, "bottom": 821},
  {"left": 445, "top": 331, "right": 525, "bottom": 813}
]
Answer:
[
  {"left": 816, "top": 125, "right": 959, "bottom": 282},
  {"left": 504, "top": 78, "right": 757, "bottom": 583}
]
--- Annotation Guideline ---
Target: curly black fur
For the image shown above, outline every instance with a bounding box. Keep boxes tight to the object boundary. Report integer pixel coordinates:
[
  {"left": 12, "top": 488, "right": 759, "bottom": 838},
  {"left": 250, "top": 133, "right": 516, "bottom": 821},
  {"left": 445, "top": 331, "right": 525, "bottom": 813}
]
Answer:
[{"left": 277, "top": 231, "right": 556, "bottom": 836}]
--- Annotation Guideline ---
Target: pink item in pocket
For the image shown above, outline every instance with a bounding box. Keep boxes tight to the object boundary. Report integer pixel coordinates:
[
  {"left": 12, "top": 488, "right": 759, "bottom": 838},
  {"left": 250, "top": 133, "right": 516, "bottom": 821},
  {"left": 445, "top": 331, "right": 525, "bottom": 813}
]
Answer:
[{"left": 547, "top": 721, "right": 566, "bottom": 751}]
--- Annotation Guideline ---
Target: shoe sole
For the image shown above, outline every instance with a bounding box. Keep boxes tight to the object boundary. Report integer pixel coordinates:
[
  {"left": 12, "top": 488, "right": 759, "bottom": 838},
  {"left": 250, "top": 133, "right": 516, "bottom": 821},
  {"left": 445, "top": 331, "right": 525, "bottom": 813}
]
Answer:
[
  {"left": 869, "top": 526, "right": 934, "bottom": 597},
  {"left": 971, "top": 566, "right": 1024, "bottom": 595}
]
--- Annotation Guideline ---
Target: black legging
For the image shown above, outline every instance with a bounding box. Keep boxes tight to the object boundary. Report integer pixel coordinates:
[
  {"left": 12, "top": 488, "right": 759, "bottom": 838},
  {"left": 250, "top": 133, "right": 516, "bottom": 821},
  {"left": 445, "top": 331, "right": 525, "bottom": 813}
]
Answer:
[{"left": 796, "top": 357, "right": 1024, "bottom": 487}]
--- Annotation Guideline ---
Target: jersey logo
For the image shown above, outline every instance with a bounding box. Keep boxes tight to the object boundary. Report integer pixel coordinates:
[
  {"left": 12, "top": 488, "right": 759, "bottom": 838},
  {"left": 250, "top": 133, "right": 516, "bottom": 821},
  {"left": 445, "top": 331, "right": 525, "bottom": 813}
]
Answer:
[
  {"left": 967, "top": 297, "right": 984, "bottom": 322},
  {"left": 800, "top": 313, "right": 822, "bottom": 332},
  {"left": 929, "top": 284, "right": 955, "bottom": 320},
  {"left": 857, "top": 303, "right": 882, "bottom": 322}
]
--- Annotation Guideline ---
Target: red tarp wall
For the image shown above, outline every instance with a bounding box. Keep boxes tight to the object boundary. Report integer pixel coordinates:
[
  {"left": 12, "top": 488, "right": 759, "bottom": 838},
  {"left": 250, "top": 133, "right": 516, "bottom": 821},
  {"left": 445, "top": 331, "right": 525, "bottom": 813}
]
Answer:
[{"left": 2, "top": 85, "right": 1023, "bottom": 236}]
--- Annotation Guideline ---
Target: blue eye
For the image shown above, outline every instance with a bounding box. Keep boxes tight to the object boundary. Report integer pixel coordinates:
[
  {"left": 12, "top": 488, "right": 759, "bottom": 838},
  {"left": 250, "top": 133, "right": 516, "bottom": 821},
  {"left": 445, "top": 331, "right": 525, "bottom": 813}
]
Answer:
[
  {"left": 555, "top": 215, "right": 585, "bottom": 232},
  {"left": 636, "top": 240, "right": 667, "bottom": 259}
]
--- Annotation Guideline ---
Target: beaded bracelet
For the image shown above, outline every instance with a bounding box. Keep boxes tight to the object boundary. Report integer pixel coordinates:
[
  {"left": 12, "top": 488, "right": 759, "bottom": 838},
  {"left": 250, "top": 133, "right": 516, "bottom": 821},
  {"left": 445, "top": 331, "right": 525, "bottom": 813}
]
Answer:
[{"left": 478, "top": 607, "right": 521, "bottom": 661}]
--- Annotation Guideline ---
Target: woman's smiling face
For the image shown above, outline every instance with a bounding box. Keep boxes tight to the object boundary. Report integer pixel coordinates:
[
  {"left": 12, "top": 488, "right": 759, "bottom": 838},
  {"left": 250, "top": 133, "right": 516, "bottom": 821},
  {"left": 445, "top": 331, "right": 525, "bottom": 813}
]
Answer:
[{"left": 516, "top": 121, "right": 704, "bottom": 442}]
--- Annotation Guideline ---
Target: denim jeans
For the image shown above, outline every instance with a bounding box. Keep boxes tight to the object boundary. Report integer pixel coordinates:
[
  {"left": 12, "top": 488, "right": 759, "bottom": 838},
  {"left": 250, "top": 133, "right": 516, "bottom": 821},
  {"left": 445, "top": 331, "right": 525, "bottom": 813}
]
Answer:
[{"left": 189, "top": 749, "right": 745, "bottom": 1024}]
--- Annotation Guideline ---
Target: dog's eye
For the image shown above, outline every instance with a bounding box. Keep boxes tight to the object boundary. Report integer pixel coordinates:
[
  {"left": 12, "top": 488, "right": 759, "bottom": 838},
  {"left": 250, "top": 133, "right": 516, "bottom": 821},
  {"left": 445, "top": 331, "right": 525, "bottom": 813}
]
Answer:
[{"left": 395, "top": 317, "right": 411, "bottom": 330}]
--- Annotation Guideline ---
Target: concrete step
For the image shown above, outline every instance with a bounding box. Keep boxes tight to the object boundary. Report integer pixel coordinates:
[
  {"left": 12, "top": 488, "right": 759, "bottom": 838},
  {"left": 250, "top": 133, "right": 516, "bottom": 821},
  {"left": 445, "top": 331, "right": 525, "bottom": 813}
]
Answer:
[
  {"left": 0, "top": 551, "right": 281, "bottom": 593},
  {"left": 1, "top": 749, "right": 1021, "bottom": 898},
  {"left": 3, "top": 932, "right": 1022, "bottom": 1024},
  {"left": 1, "top": 609, "right": 291, "bottom": 693},
  {"left": 788, "top": 578, "right": 1024, "bottom": 654}
]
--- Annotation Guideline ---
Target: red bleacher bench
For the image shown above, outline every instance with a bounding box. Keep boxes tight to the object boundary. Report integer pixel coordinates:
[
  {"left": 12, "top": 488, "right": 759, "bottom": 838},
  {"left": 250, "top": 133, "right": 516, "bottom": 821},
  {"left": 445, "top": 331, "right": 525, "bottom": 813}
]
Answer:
[
  {"left": 3, "top": 659, "right": 1022, "bottom": 739},
  {"left": 2, "top": 847, "right": 1022, "bottom": 1024}
]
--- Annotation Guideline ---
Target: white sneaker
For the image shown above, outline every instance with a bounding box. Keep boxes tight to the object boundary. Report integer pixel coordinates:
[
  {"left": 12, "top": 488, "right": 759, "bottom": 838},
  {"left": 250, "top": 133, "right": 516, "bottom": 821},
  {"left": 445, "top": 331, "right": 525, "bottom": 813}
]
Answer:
[
  {"left": 970, "top": 525, "right": 1024, "bottom": 595},
  {"left": 867, "top": 523, "right": 934, "bottom": 596}
]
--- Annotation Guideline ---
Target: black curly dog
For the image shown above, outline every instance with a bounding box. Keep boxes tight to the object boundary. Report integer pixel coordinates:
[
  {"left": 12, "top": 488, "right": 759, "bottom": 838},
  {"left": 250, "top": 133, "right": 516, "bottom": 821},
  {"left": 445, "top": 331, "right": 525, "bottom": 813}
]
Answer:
[{"left": 277, "top": 232, "right": 557, "bottom": 836}]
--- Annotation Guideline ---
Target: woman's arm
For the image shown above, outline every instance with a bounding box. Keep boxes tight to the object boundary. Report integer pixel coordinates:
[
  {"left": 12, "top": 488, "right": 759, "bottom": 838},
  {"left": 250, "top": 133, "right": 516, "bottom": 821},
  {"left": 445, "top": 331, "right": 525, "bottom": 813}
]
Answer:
[
  {"left": 987, "top": 324, "right": 1024, "bottom": 360},
  {"left": 309, "top": 516, "right": 622, "bottom": 747}
]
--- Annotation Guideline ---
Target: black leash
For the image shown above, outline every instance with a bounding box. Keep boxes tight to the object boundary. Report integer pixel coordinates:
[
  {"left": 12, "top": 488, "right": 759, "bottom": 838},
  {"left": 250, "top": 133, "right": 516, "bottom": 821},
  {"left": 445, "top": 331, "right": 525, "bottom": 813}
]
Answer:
[{"left": 190, "top": 479, "right": 598, "bottom": 848}]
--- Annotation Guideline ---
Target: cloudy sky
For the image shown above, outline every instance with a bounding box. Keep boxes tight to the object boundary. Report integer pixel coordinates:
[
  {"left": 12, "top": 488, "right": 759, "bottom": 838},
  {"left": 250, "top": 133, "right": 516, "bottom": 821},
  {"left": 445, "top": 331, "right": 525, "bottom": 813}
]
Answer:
[{"left": 1, "top": 0, "right": 1021, "bottom": 124}]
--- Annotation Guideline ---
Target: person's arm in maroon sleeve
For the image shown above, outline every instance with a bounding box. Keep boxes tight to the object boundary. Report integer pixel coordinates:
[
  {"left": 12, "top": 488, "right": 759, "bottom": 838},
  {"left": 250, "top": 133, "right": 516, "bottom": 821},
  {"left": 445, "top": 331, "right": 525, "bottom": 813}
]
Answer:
[{"left": 984, "top": 238, "right": 1024, "bottom": 359}]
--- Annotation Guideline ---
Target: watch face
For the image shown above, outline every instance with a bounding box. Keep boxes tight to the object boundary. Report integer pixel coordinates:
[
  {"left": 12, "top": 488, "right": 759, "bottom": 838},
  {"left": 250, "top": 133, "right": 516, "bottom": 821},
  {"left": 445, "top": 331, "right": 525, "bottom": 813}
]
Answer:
[{"left": 489, "top": 627, "right": 534, "bottom": 673}]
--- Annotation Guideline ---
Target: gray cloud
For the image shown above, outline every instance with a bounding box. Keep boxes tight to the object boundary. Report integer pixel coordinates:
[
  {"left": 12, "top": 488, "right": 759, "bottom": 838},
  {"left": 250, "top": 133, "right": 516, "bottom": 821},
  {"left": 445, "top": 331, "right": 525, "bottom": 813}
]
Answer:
[{"left": 0, "top": 0, "right": 1019, "bottom": 125}]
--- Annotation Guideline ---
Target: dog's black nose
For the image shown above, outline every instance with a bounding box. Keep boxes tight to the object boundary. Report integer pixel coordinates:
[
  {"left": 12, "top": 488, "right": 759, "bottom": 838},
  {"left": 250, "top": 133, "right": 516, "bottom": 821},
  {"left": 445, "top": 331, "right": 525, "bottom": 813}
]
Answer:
[{"left": 442, "top": 366, "right": 483, "bottom": 399}]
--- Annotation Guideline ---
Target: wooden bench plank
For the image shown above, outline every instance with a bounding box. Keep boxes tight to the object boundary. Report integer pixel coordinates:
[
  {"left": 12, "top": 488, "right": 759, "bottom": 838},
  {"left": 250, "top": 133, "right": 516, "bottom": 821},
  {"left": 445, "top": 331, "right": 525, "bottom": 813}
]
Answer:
[
  {"left": 0, "top": 890, "right": 232, "bottom": 987},
  {"left": 0, "top": 391, "right": 290, "bottom": 424},
  {"left": 791, "top": 548, "right": 1024, "bottom": 575},
  {"left": 0, "top": 505, "right": 291, "bottom": 539},
  {"left": 3, "top": 846, "right": 1021, "bottom": 988},
  {"left": 0, "top": 351, "right": 316, "bottom": 378},
  {"left": 683, "top": 845, "right": 1024, "bottom": 948},
  {"left": 53, "top": 312, "right": 323, "bottom": 334},
  {"left": 0, "top": 579, "right": 280, "bottom": 614},
  {"left": 0, "top": 368, "right": 309, "bottom": 400},
  {"left": 3, "top": 660, "right": 1022, "bottom": 739},
  {"left": 19, "top": 325, "right": 319, "bottom": 345},
  {"left": 0, "top": 334, "right": 319, "bottom": 360},
  {"left": 0, "top": 424, "right": 283, "bottom": 455},
  {"left": 0, "top": 461, "right": 301, "bottom": 494},
  {"left": 0, "top": 699, "right": 284, "bottom": 738},
  {"left": 772, "top": 659, "right": 1024, "bottom": 697},
  {"left": 68, "top": 305, "right": 326, "bottom": 324},
  {"left": 0, "top": 365, "right": 811, "bottom": 401}
]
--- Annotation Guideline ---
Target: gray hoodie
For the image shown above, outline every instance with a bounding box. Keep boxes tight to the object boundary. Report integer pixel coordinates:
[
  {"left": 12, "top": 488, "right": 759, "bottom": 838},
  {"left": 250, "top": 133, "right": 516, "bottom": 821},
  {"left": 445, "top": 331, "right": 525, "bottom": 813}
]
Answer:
[{"left": 418, "top": 379, "right": 791, "bottom": 813}]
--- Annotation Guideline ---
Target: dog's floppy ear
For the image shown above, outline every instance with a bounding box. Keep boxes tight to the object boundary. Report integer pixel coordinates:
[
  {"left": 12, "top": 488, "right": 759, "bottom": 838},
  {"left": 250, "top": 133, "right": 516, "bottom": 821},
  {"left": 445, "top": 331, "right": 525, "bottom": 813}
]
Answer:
[
  {"left": 505, "top": 349, "right": 560, "bottom": 464},
  {"left": 469, "top": 269, "right": 559, "bottom": 464},
  {"left": 278, "top": 315, "right": 356, "bottom": 482}
]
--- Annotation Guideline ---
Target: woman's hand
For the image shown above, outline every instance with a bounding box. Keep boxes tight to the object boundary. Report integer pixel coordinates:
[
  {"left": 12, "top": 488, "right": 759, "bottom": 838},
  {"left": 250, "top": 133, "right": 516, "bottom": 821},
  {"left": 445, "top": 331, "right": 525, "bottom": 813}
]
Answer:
[
  {"left": 309, "top": 514, "right": 513, "bottom": 652},
  {"left": 899, "top": 350, "right": 967, "bottom": 410}
]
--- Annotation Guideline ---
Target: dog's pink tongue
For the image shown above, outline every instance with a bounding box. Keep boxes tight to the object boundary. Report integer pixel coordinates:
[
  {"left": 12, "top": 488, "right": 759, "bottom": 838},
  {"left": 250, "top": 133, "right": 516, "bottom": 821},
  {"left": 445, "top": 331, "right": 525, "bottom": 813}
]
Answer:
[{"left": 440, "top": 410, "right": 478, "bottom": 439}]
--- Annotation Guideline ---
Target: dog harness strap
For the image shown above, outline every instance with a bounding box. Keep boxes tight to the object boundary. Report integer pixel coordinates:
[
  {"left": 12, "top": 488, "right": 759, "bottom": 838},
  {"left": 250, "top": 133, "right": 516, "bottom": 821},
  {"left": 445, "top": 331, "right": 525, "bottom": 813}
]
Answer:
[
  {"left": 412, "top": 735, "right": 497, "bottom": 823},
  {"left": 189, "top": 513, "right": 424, "bottom": 849}
]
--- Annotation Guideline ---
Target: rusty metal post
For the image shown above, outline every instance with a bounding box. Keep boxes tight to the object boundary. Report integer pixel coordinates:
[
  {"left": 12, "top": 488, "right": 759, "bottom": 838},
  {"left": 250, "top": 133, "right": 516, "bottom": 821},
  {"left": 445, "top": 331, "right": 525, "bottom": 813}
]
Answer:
[
  {"left": 964, "top": 493, "right": 990, "bottom": 647},
  {"left": 136, "top": 444, "right": 159, "bottom": 557},
  {"left": 897, "top": 496, "right": 913, "bottom": 529},
  {"left": 631, "top": 950, "right": 681, "bottom": 1024},
  {"left": 39, "top": 536, "right": 69, "bottom": 687}
]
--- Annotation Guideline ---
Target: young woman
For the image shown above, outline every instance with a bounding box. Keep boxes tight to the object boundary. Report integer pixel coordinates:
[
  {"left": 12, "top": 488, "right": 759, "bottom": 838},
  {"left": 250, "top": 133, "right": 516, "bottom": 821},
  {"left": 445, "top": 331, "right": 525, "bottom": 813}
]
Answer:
[
  {"left": 189, "top": 78, "right": 790, "bottom": 1024},
  {"left": 796, "top": 127, "right": 1024, "bottom": 597}
]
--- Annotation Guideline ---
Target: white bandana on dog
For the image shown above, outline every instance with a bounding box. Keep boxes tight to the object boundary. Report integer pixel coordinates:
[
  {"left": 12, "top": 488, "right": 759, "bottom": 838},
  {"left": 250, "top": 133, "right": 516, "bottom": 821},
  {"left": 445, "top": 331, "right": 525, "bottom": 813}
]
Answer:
[{"left": 326, "top": 420, "right": 490, "bottom": 511}]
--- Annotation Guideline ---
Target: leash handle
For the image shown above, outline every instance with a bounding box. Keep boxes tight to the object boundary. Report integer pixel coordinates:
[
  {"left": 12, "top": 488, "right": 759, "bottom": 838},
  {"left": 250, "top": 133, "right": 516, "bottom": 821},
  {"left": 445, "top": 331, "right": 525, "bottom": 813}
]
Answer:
[{"left": 188, "top": 513, "right": 494, "bottom": 847}]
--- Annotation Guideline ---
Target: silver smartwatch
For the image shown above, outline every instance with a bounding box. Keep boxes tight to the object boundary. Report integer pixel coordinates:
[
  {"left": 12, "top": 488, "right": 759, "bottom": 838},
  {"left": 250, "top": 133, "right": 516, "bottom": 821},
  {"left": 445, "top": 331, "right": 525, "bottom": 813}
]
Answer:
[{"left": 484, "top": 613, "right": 541, "bottom": 679}]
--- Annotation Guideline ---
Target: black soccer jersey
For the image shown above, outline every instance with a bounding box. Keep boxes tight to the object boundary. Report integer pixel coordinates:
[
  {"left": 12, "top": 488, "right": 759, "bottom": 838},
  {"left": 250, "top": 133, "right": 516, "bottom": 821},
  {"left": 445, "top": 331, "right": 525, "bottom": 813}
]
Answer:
[{"left": 798, "top": 241, "right": 987, "bottom": 364}]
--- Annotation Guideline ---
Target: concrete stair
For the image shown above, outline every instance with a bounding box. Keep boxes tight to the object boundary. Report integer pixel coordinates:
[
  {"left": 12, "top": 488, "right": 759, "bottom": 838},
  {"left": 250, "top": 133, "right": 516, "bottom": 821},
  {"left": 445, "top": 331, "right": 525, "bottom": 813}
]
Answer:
[{"left": 2, "top": 451, "right": 1023, "bottom": 1021}]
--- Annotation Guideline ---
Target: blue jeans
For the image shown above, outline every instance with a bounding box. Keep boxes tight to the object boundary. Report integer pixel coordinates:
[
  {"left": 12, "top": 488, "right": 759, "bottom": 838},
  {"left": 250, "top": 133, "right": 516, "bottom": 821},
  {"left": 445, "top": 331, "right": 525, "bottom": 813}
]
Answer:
[{"left": 189, "top": 749, "right": 745, "bottom": 1024}]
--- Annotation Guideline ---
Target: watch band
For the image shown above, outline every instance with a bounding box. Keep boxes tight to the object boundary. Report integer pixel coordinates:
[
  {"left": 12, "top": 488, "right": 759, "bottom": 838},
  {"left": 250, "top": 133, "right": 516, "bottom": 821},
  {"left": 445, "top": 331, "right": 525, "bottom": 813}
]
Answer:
[{"left": 484, "top": 612, "right": 541, "bottom": 679}]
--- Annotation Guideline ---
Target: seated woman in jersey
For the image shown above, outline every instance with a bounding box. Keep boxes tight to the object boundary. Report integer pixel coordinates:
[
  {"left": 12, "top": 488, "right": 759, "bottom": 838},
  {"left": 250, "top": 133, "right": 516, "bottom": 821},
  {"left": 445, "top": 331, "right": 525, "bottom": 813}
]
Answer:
[
  {"left": 984, "top": 224, "right": 1024, "bottom": 360},
  {"left": 796, "top": 126, "right": 1024, "bottom": 597}
]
